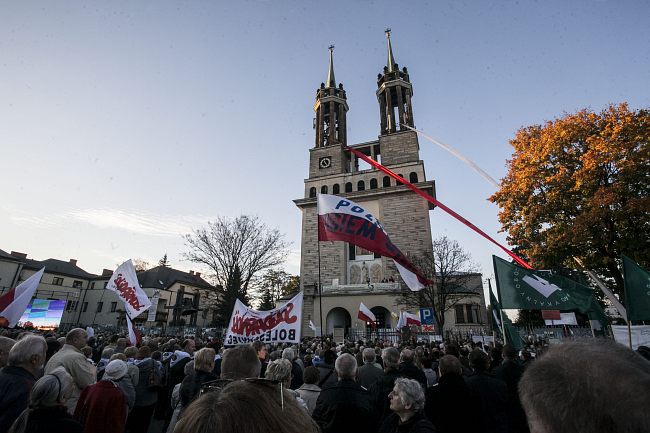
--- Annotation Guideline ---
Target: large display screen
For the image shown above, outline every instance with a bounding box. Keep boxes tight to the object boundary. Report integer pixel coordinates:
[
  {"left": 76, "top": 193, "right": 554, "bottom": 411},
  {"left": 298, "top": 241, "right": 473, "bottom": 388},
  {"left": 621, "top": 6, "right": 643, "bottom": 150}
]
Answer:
[{"left": 18, "top": 299, "right": 66, "bottom": 330}]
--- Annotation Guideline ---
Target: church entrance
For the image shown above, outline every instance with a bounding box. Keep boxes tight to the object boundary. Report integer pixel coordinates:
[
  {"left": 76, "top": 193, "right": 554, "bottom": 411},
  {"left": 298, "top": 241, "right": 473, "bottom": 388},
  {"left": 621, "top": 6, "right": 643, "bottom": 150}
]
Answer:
[
  {"left": 370, "top": 306, "right": 392, "bottom": 329},
  {"left": 326, "top": 307, "right": 351, "bottom": 335}
]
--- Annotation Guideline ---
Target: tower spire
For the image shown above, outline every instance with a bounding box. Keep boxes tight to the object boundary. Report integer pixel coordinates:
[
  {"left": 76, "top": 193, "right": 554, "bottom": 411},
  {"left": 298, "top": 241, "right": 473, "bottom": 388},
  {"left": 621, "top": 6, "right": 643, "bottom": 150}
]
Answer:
[
  {"left": 326, "top": 45, "right": 336, "bottom": 88},
  {"left": 385, "top": 28, "right": 396, "bottom": 73}
]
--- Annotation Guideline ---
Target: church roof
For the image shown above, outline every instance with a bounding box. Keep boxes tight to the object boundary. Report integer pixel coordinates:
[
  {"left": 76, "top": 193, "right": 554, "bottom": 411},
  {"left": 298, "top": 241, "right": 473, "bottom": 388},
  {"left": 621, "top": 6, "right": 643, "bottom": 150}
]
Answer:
[
  {"left": 136, "top": 265, "right": 214, "bottom": 290},
  {"left": 326, "top": 45, "right": 336, "bottom": 88},
  {"left": 386, "top": 29, "right": 396, "bottom": 73}
]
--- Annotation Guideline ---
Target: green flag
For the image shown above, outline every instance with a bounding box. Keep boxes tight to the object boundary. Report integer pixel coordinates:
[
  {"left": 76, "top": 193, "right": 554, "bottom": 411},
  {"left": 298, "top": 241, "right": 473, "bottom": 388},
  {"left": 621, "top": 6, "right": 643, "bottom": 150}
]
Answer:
[
  {"left": 489, "top": 280, "right": 523, "bottom": 350},
  {"left": 623, "top": 255, "right": 650, "bottom": 321}
]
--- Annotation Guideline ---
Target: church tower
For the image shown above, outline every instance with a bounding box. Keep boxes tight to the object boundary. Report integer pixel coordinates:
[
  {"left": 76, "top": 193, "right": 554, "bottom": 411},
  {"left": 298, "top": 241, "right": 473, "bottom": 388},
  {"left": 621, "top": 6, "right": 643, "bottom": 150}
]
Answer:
[{"left": 294, "top": 35, "right": 435, "bottom": 337}]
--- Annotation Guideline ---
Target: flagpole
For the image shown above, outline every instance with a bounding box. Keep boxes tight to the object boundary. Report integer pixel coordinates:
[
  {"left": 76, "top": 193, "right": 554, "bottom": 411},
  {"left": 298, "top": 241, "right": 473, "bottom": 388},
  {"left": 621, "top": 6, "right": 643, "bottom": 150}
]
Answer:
[
  {"left": 91, "top": 288, "right": 107, "bottom": 326},
  {"left": 627, "top": 315, "right": 633, "bottom": 349},
  {"left": 317, "top": 214, "right": 324, "bottom": 339}
]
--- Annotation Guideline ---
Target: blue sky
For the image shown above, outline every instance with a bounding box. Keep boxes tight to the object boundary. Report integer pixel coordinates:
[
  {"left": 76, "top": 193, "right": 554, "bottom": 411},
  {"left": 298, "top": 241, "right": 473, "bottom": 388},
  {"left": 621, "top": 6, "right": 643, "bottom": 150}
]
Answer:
[{"left": 1, "top": 1, "right": 648, "bottom": 295}]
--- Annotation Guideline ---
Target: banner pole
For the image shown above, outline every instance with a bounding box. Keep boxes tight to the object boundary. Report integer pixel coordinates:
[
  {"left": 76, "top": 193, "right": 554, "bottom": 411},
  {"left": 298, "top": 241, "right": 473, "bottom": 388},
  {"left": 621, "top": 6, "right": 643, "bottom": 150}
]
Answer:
[
  {"left": 317, "top": 224, "right": 324, "bottom": 338},
  {"left": 627, "top": 319, "right": 633, "bottom": 349}
]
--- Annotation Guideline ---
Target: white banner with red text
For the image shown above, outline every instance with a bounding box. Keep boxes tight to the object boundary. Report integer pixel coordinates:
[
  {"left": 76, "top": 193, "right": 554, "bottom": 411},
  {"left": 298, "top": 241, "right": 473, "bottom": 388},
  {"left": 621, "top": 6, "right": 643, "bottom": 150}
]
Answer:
[
  {"left": 106, "top": 260, "right": 151, "bottom": 320},
  {"left": 225, "top": 291, "right": 303, "bottom": 346}
]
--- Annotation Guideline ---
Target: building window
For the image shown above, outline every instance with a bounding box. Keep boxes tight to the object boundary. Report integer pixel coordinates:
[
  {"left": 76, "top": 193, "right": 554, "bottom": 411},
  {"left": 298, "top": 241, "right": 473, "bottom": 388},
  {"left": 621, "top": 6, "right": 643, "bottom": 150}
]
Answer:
[
  {"left": 370, "top": 178, "right": 378, "bottom": 189},
  {"left": 309, "top": 187, "right": 316, "bottom": 198},
  {"left": 66, "top": 300, "right": 74, "bottom": 311},
  {"left": 91, "top": 282, "right": 95, "bottom": 290},
  {"left": 332, "top": 184, "right": 340, "bottom": 194},
  {"left": 321, "top": 185, "right": 328, "bottom": 194},
  {"left": 348, "top": 243, "right": 356, "bottom": 260},
  {"left": 73, "top": 280, "right": 83, "bottom": 288},
  {"left": 103, "top": 282, "right": 108, "bottom": 289},
  {"left": 97, "top": 302, "right": 103, "bottom": 313},
  {"left": 409, "top": 172, "right": 418, "bottom": 183},
  {"left": 383, "top": 176, "right": 391, "bottom": 187},
  {"left": 82, "top": 302, "right": 88, "bottom": 312},
  {"left": 110, "top": 302, "right": 117, "bottom": 313},
  {"left": 357, "top": 180, "right": 365, "bottom": 191},
  {"left": 345, "top": 182, "right": 352, "bottom": 192},
  {"left": 455, "top": 304, "right": 466, "bottom": 324},
  {"left": 53, "top": 277, "right": 64, "bottom": 286}
]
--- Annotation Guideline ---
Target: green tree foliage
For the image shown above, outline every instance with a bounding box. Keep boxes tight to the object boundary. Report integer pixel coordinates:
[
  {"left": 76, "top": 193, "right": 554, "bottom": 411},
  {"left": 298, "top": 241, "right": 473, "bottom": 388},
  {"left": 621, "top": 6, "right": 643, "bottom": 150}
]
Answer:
[
  {"left": 490, "top": 104, "right": 650, "bottom": 300},
  {"left": 256, "top": 270, "right": 300, "bottom": 310}
]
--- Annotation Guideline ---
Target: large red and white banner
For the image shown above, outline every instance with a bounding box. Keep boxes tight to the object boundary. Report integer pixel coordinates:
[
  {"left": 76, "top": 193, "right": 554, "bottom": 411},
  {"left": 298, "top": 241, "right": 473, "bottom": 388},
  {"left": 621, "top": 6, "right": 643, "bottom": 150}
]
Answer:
[
  {"left": 358, "top": 302, "right": 377, "bottom": 325},
  {"left": 0, "top": 267, "right": 45, "bottom": 328},
  {"left": 106, "top": 260, "right": 151, "bottom": 320},
  {"left": 396, "top": 311, "right": 422, "bottom": 329},
  {"left": 225, "top": 291, "right": 303, "bottom": 346},
  {"left": 317, "top": 193, "right": 430, "bottom": 291}
]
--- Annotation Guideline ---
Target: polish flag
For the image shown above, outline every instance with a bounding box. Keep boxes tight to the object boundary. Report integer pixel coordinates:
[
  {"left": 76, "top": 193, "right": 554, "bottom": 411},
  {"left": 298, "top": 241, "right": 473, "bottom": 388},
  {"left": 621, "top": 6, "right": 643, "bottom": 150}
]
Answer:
[
  {"left": 396, "top": 311, "right": 421, "bottom": 329},
  {"left": 126, "top": 315, "right": 141, "bottom": 346},
  {"left": 0, "top": 267, "right": 45, "bottom": 328},
  {"left": 317, "top": 194, "right": 431, "bottom": 291},
  {"left": 358, "top": 302, "right": 377, "bottom": 326}
]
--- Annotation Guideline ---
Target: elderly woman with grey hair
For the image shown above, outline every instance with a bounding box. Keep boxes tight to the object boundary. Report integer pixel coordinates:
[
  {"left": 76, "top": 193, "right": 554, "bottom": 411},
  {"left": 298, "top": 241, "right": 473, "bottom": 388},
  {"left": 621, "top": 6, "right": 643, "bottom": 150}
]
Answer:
[
  {"left": 9, "top": 367, "right": 83, "bottom": 433},
  {"left": 379, "top": 378, "right": 434, "bottom": 433},
  {"left": 265, "top": 358, "right": 308, "bottom": 411}
]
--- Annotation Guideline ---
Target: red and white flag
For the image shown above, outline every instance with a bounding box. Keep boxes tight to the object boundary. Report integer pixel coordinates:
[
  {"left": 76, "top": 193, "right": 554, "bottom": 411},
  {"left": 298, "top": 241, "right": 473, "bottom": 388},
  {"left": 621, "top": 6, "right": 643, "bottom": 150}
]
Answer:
[
  {"left": 126, "top": 315, "right": 142, "bottom": 346},
  {"left": 317, "top": 194, "right": 431, "bottom": 291},
  {"left": 0, "top": 267, "right": 45, "bottom": 328},
  {"left": 106, "top": 260, "right": 151, "bottom": 320},
  {"left": 358, "top": 302, "right": 377, "bottom": 326},
  {"left": 396, "top": 311, "right": 421, "bottom": 329}
]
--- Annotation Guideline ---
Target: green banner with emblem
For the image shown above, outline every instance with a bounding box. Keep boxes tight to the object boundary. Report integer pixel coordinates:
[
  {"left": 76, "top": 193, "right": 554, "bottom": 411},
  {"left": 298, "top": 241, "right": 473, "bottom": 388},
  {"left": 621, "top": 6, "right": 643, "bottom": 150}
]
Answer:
[
  {"left": 493, "top": 256, "right": 605, "bottom": 325},
  {"left": 623, "top": 255, "right": 650, "bottom": 321}
]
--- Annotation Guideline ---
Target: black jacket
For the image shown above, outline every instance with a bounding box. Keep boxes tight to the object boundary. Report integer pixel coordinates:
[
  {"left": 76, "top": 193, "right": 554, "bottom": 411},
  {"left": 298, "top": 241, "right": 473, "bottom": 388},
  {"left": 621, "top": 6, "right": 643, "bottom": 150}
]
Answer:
[
  {"left": 289, "top": 360, "right": 303, "bottom": 390},
  {"left": 179, "top": 370, "right": 219, "bottom": 407},
  {"left": 312, "top": 379, "right": 376, "bottom": 433},
  {"left": 21, "top": 406, "right": 83, "bottom": 433},
  {"left": 0, "top": 366, "right": 37, "bottom": 433},
  {"left": 379, "top": 412, "right": 435, "bottom": 433},
  {"left": 465, "top": 372, "right": 509, "bottom": 433},
  {"left": 494, "top": 360, "right": 529, "bottom": 433},
  {"left": 398, "top": 361, "right": 428, "bottom": 388},
  {"left": 369, "top": 369, "right": 402, "bottom": 425},
  {"left": 425, "top": 373, "right": 480, "bottom": 433}
]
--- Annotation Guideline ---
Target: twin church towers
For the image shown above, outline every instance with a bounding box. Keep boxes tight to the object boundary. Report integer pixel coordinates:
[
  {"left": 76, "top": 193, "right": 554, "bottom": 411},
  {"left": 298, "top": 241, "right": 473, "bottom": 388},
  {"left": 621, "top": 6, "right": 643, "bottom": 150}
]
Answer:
[{"left": 294, "top": 31, "right": 436, "bottom": 335}]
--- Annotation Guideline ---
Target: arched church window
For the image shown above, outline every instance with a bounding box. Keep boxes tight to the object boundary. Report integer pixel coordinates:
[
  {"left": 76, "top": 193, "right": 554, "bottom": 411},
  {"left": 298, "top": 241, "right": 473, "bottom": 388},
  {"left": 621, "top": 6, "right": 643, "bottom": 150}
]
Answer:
[
  {"left": 321, "top": 185, "right": 328, "bottom": 194},
  {"left": 370, "top": 178, "right": 378, "bottom": 189},
  {"left": 345, "top": 182, "right": 352, "bottom": 193},
  {"left": 383, "top": 176, "right": 391, "bottom": 187},
  {"left": 332, "top": 184, "right": 340, "bottom": 194},
  {"left": 357, "top": 181, "right": 365, "bottom": 191},
  {"left": 409, "top": 172, "right": 418, "bottom": 183},
  {"left": 309, "top": 187, "right": 316, "bottom": 198}
]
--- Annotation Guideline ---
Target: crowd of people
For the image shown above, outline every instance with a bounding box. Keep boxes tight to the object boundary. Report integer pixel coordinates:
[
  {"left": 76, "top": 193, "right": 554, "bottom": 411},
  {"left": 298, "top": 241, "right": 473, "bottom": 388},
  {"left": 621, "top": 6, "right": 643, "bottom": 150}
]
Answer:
[{"left": 1, "top": 327, "right": 649, "bottom": 433}]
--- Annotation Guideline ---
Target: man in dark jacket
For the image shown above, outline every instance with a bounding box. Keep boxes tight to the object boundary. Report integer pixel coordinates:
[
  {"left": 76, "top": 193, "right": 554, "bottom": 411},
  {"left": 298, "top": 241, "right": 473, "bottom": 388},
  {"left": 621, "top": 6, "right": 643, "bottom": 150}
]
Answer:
[
  {"left": 466, "top": 349, "right": 509, "bottom": 433},
  {"left": 425, "top": 355, "right": 479, "bottom": 433},
  {"left": 398, "top": 349, "right": 427, "bottom": 388},
  {"left": 369, "top": 347, "right": 402, "bottom": 425},
  {"left": 312, "top": 353, "right": 375, "bottom": 433},
  {"left": 358, "top": 347, "right": 383, "bottom": 389},
  {"left": 0, "top": 335, "right": 47, "bottom": 433},
  {"left": 316, "top": 348, "right": 337, "bottom": 389},
  {"left": 494, "top": 344, "right": 529, "bottom": 433}
]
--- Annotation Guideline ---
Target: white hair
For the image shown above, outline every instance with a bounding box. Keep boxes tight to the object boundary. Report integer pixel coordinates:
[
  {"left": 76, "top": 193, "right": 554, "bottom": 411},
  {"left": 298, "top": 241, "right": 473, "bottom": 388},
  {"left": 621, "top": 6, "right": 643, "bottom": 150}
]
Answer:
[{"left": 7, "top": 335, "right": 46, "bottom": 366}]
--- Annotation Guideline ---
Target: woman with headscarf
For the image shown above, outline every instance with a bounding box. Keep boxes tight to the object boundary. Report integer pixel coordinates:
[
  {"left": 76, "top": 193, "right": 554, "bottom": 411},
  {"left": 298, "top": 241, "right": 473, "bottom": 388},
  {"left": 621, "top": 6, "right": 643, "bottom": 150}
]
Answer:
[
  {"left": 9, "top": 367, "right": 83, "bottom": 433},
  {"left": 74, "top": 359, "right": 128, "bottom": 433}
]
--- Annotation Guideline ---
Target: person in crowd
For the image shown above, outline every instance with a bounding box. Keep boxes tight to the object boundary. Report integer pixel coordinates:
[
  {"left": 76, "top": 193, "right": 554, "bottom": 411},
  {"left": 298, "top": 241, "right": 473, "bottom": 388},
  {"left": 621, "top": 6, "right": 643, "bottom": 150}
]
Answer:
[
  {"left": 45, "top": 328, "right": 96, "bottom": 414},
  {"left": 443, "top": 344, "right": 472, "bottom": 376},
  {"left": 174, "top": 379, "right": 319, "bottom": 433},
  {"left": 124, "top": 346, "right": 137, "bottom": 363},
  {"left": 45, "top": 337, "right": 60, "bottom": 363},
  {"left": 0, "top": 335, "right": 47, "bottom": 433},
  {"left": 519, "top": 349, "right": 533, "bottom": 368},
  {"left": 519, "top": 339, "right": 650, "bottom": 433},
  {"left": 466, "top": 349, "right": 508, "bottom": 433},
  {"left": 489, "top": 345, "right": 503, "bottom": 371},
  {"left": 167, "top": 339, "right": 195, "bottom": 389},
  {"left": 315, "top": 348, "right": 338, "bottom": 389},
  {"left": 8, "top": 367, "right": 83, "bottom": 433},
  {"left": 74, "top": 360, "right": 128, "bottom": 433},
  {"left": 369, "top": 347, "right": 402, "bottom": 425},
  {"left": 421, "top": 356, "right": 437, "bottom": 387},
  {"left": 265, "top": 358, "right": 308, "bottom": 410},
  {"left": 379, "top": 378, "right": 434, "bottom": 433},
  {"left": 114, "top": 338, "right": 128, "bottom": 354},
  {"left": 251, "top": 341, "right": 268, "bottom": 377},
  {"left": 96, "top": 347, "right": 114, "bottom": 380},
  {"left": 495, "top": 344, "right": 529, "bottom": 433},
  {"left": 424, "top": 355, "right": 479, "bottom": 433},
  {"left": 312, "top": 353, "right": 375, "bottom": 433},
  {"left": 296, "top": 366, "right": 321, "bottom": 415},
  {"left": 0, "top": 336, "right": 16, "bottom": 368},
  {"left": 166, "top": 361, "right": 194, "bottom": 433},
  {"left": 108, "top": 353, "right": 136, "bottom": 412},
  {"left": 358, "top": 347, "right": 383, "bottom": 389},
  {"left": 128, "top": 346, "right": 159, "bottom": 433},
  {"left": 282, "top": 347, "right": 304, "bottom": 390},
  {"left": 220, "top": 345, "right": 261, "bottom": 380},
  {"left": 179, "top": 347, "right": 217, "bottom": 408},
  {"left": 398, "top": 349, "right": 427, "bottom": 388}
]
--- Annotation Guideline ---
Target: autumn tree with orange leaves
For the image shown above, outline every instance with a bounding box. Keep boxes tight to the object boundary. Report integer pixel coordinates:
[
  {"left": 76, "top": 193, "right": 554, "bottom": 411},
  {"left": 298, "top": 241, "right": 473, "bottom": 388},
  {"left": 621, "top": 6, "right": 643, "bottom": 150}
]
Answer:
[{"left": 490, "top": 103, "right": 649, "bottom": 300}]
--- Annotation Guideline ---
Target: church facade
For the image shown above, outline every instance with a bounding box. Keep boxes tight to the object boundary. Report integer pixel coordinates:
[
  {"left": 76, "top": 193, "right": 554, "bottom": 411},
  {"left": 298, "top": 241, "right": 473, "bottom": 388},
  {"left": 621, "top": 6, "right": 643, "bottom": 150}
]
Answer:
[{"left": 294, "top": 32, "right": 458, "bottom": 337}]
